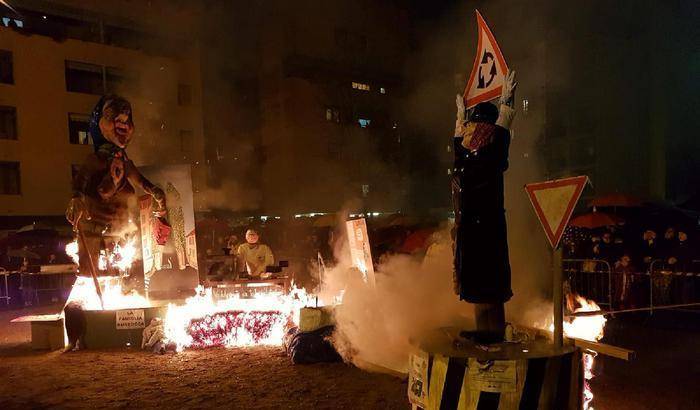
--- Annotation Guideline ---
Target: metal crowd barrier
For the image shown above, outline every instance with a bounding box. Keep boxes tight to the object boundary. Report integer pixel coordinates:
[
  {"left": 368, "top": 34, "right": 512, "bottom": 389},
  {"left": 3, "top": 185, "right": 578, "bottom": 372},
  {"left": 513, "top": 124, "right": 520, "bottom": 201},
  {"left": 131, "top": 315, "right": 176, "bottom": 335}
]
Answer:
[
  {"left": 565, "top": 258, "right": 700, "bottom": 315},
  {"left": 563, "top": 259, "right": 613, "bottom": 309}
]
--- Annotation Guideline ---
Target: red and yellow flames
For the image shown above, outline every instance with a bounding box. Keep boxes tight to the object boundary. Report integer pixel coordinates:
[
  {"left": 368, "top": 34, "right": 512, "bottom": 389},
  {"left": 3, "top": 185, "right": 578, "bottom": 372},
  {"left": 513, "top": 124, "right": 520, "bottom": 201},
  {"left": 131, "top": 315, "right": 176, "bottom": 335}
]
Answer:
[
  {"left": 563, "top": 295, "right": 607, "bottom": 410},
  {"left": 164, "top": 286, "right": 310, "bottom": 351},
  {"left": 66, "top": 239, "right": 311, "bottom": 349}
]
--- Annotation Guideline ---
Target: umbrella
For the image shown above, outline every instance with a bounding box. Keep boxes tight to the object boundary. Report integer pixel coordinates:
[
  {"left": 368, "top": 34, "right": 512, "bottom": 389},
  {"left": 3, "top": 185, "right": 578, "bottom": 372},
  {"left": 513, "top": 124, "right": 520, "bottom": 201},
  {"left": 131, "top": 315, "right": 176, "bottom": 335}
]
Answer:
[
  {"left": 569, "top": 212, "right": 624, "bottom": 229},
  {"left": 587, "top": 193, "right": 643, "bottom": 208},
  {"left": 6, "top": 248, "right": 41, "bottom": 259},
  {"left": 399, "top": 228, "right": 434, "bottom": 253}
]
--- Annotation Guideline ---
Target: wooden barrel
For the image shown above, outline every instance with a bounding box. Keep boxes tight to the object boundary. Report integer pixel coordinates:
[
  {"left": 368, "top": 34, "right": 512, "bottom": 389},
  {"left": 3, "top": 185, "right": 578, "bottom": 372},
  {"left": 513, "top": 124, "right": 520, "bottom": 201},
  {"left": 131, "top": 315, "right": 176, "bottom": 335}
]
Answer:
[{"left": 408, "top": 328, "right": 583, "bottom": 410}]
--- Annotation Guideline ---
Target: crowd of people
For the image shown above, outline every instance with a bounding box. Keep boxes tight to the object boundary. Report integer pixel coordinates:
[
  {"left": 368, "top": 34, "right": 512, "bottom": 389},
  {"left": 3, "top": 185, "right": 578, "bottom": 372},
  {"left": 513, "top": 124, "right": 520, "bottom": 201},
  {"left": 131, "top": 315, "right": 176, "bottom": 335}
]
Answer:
[{"left": 563, "top": 223, "right": 699, "bottom": 310}]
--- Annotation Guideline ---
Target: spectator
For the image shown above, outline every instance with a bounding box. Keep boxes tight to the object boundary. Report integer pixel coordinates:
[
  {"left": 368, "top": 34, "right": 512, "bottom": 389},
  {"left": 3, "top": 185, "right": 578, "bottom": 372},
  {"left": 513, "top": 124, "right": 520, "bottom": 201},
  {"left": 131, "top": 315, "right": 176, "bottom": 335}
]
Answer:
[
  {"left": 638, "top": 230, "right": 657, "bottom": 271},
  {"left": 659, "top": 227, "right": 677, "bottom": 262},
  {"left": 613, "top": 254, "right": 635, "bottom": 309},
  {"left": 670, "top": 231, "right": 693, "bottom": 303},
  {"left": 596, "top": 231, "right": 618, "bottom": 264}
]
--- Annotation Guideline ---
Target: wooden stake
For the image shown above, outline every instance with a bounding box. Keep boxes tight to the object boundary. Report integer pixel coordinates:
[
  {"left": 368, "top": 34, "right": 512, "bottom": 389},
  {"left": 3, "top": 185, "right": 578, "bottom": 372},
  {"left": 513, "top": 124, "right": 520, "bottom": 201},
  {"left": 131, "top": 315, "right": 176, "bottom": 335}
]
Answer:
[{"left": 76, "top": 223, "right": 105, "bottom": 310}]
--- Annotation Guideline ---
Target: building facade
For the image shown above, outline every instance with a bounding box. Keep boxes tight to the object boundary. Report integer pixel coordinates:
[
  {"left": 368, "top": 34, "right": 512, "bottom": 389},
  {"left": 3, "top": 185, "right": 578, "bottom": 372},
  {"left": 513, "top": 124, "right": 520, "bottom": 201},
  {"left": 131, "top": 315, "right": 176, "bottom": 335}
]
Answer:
[
  {"left": 0, "top": 0, "right": 205, "bottom": 223},
  {"left": 194, "top": 0, "right": 412, "bottom": 216}
]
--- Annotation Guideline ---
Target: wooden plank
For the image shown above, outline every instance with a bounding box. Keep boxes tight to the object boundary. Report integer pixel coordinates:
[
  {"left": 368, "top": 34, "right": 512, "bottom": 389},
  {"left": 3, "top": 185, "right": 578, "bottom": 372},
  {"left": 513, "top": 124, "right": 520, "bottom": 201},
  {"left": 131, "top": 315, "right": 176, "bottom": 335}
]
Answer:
[{"left": 572, "top": 338, "right": 634, "bottom": 361}]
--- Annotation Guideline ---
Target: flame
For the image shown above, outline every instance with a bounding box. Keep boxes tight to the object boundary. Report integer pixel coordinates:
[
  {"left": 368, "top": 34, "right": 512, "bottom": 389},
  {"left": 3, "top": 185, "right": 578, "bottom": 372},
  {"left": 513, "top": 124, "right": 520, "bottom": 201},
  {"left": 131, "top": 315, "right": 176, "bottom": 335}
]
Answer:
[
  {"left": 164, "top": 285, "right": 311, "bottom": 351},
  {"left": 564, "top": 295, "right": 606, "bottom": 410},
  {"left": 64, "top": 242, "right": 316, "bottom": 349},
  {"left": 563, "top": 295, "right": 607, "bottom": 342},
  {"left": 65, "top": 238, "right": 138, "bottom": 274},
  {"left": 66, "top": 240, "right": 79, "bottom": 264},
  {"left": 66, "top": 276, "right": 150, "bottom": 310}
]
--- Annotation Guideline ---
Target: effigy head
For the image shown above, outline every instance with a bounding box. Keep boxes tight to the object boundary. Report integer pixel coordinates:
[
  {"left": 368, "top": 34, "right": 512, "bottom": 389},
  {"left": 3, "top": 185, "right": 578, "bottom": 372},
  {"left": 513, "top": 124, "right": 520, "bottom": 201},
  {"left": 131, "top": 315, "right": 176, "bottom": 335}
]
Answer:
[
  {"left": 89, "top": 95, "right": 134, "bottom": 151},
  {"left": 469, "top": 102, "right": 498, "bottom": 124}
]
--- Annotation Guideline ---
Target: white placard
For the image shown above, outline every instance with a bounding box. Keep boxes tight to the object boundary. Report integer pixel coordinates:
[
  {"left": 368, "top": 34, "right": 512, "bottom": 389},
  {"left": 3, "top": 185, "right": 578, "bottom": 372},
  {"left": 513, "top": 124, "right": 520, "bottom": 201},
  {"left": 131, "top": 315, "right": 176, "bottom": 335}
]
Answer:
[{"left": 116, "top": 309, "right": 145, "bottom": 329}]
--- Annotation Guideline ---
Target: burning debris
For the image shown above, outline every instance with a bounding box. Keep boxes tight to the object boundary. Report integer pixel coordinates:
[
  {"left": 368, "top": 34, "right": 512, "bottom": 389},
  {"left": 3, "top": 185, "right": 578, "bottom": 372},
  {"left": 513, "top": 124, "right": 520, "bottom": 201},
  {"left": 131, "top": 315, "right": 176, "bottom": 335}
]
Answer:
[
  {"left": 164, "top": 286, "right": 310, "bottom": 351},
  {"left": 563, "top": 294, "right": 607, "bottom": 410},
  {"left": 186, "top": 311, "right": 287, "bottom": 349}
]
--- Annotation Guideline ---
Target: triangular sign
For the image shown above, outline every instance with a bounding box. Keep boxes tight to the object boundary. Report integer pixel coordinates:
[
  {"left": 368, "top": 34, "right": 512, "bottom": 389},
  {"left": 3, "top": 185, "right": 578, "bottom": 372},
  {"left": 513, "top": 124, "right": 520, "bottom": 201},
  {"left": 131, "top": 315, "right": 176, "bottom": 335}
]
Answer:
[
  {"left": 525, "top": 176, "right": 589, "bottom": 249},
  {"left": 463, "top": 10, "right": 509, "bottom": 110}
]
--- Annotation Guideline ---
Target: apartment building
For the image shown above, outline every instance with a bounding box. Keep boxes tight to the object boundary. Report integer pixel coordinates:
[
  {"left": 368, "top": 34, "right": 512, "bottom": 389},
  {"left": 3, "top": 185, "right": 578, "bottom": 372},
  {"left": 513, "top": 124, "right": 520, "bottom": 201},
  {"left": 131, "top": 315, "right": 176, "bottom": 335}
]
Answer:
[{"left": 0, "top": 1, "right": 205, "bottom": 223}]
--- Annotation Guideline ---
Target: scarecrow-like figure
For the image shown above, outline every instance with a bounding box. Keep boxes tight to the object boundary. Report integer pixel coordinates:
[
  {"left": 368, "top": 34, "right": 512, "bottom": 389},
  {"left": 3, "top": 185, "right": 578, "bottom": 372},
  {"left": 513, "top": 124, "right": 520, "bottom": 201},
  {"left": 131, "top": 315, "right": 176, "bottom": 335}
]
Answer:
[
  {"left": 452, "top": 71, "right": 517, "bottom": 343},
  {"left": 66, "top": 95, "right": 167, "bottom": 278}
]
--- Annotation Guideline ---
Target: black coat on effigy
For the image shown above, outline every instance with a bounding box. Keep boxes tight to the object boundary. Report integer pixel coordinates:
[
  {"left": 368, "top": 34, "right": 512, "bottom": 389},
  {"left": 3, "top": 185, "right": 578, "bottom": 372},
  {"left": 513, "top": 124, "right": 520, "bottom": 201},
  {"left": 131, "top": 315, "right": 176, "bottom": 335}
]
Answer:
[{"left": 451, "top": 124, "right": 512, "bottom": 303}]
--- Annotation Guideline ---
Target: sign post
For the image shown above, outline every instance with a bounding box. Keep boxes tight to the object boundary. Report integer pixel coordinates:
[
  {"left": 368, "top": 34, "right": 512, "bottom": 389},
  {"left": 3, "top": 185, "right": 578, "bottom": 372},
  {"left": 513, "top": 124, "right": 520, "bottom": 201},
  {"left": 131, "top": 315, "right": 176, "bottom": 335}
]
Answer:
[
  {"left": 463, "top": 10, "right": 509, "bottom": 110},
  {"left": 525, "top": 176, "right": 588, "bottom": 347}
]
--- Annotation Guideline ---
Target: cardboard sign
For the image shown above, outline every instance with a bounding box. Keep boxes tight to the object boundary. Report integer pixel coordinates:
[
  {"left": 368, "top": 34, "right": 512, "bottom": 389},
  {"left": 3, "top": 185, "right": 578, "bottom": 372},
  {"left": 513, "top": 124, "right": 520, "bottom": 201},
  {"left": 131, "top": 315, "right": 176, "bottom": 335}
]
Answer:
[
  {"left": 525, "top": 176, "right": 588, "bottom": 248},
  {"left": 346, "top": 218, "right": 376, "bottom": 286},
  {"left": 467, "top": 359, "right": 517, "bottom": 393},
  {"left": 408, "top": 351, "right": 429, "bottom": 407},
  {"left": 463, "top": 10, "right": 509, "bottom": 110},
  {"left": 115, "top": 309, "right": 145, "bottom": 329}
]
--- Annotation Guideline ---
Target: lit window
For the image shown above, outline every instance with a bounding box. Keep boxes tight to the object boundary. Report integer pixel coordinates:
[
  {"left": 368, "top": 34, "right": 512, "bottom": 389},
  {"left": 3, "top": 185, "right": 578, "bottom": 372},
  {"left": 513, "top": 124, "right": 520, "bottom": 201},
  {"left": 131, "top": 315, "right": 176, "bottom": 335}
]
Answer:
[
  {"left": 68, "top": 113, "right": 91, "bottom": 145},
  {"left": 1, "top": 18, "right": 23, "bottom": 28},
  {"left": 325, "top": 107, "right": 340, "bottom": 123},
  {"left": 352, "top": 82, "right": 370, "bottom": 91},
  {"left": 358, "top": 118, "right": 371, "bottom": 128}
]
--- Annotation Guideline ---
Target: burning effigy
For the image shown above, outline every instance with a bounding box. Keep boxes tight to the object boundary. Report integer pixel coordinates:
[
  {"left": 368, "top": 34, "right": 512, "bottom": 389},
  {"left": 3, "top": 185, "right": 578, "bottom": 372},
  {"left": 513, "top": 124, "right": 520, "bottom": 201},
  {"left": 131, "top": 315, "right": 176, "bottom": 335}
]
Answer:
[{"left": 59, "top": 94, "right": 318, "bottom": 354}]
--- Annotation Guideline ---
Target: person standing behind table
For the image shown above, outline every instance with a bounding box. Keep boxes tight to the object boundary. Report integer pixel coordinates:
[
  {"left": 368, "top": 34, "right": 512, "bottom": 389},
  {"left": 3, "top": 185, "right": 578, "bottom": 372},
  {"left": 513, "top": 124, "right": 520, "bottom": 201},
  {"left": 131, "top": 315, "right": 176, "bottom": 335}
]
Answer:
[{"left": 236, "top": 229, "right": 274, "bottom": 279}]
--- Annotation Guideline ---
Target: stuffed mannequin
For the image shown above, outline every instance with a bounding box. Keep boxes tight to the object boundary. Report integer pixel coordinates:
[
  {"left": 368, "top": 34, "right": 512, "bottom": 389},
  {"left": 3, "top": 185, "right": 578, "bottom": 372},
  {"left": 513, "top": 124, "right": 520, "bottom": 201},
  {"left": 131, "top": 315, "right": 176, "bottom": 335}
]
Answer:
[{"left": 452, "top": 71, "right": 517, "bottom": 343}]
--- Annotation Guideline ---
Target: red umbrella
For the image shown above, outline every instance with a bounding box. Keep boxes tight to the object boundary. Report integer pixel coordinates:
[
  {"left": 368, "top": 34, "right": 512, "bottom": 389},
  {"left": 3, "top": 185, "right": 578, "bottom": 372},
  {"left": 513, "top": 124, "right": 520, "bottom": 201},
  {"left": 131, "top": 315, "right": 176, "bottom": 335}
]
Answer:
[
  {"left": 587, "top": 193, "right": 643, "bottom": 208},
  {"left": 399, "top": 228, "right": 434, "bottom": 254},
  {"left": 569, "top": 212, "right": 624, "bottom": 229}
]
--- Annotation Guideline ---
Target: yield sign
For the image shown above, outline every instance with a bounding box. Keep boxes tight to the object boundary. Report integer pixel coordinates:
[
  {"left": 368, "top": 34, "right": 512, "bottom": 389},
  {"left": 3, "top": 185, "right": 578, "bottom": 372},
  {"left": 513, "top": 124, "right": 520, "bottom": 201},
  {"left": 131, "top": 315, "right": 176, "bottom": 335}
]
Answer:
[
  {"left": 463, "top": 10, "right": 509, "bottom": 110},
  {"left": 525, "top": 176, "right": 589, "bottom": 249}
]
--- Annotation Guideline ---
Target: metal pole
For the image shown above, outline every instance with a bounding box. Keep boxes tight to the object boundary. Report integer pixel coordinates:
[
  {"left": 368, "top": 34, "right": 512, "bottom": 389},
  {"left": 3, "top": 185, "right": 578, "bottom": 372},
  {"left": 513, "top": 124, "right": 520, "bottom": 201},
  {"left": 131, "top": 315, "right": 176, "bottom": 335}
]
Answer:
[
  {"left": 568, "top": 301, "right": 700, "bottom": 317},
  {"left": 553, "top": 247, "right": 564, "bottom": 348}
]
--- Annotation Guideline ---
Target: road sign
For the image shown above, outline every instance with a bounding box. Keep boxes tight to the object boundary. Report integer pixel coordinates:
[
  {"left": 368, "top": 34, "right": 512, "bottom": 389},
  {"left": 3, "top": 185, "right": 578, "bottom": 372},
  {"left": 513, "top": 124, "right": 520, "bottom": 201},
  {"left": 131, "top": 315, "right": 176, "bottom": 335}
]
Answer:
[
  {"left": 463, "top": 10, "right": 509, "bottom": 110},
  {"left": 525, "top": 176, "right": 588, "bottom": 248}
]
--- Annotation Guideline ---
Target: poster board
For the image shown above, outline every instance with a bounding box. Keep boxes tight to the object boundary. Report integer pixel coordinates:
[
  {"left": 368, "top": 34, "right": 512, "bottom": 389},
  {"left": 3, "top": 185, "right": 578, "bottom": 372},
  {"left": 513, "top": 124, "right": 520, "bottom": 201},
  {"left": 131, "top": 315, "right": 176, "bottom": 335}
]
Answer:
[
  {"left": 345, "top": 218, "right": 376, "bottom": 286},
  {"left": 139, "top": 165, "right": 199, "bottom": 293}
]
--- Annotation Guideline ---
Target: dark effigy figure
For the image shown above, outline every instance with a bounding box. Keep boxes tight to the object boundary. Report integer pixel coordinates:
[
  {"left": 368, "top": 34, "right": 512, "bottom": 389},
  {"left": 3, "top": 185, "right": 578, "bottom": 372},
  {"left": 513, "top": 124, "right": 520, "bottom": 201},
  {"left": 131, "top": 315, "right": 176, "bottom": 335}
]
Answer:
[{"left": 452, "top": 71, "right": 517, "bottom": 343}]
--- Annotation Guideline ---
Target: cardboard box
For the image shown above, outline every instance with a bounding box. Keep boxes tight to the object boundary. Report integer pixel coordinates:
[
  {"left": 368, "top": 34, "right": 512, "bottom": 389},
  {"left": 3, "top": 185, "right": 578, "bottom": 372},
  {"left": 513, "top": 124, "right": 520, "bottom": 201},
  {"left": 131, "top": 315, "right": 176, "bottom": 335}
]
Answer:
[{"left": 298, "top": 306, "right": 335, "bottom": 332}]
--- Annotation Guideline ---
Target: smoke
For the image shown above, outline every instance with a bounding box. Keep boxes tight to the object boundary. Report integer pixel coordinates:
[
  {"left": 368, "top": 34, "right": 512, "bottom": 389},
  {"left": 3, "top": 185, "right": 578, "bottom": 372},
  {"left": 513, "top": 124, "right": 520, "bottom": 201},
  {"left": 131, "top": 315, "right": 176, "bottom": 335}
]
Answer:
[
  {"left": 196, "top": 180, "right": 262, "bottom": 212},
  {"left": 319, "top": 226, "right": 471, "bottom": 373},
  {"left": 320, "top": 1, "right": 556, "bottom": 374}
]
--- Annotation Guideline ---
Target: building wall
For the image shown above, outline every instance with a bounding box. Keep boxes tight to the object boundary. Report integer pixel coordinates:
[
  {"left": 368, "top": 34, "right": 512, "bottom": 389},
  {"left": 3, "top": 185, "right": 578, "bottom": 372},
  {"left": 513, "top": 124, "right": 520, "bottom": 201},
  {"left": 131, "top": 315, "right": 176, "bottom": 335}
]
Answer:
[
  {"left": 0, "top": 3, "right": 204, "bottom": 218},
  {"left": 257, "top": 0, "right": 410, "bottom": 214}
]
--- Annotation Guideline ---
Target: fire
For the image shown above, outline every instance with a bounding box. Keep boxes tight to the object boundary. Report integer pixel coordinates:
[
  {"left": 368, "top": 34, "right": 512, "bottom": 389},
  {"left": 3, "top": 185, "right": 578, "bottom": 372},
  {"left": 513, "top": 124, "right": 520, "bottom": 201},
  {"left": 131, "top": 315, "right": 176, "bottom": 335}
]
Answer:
[
  {"left": 66, "top": 276, "right": 150, "bottom": 311},
  {"left": 65, "top": 238, "right": 138, "bottom": 273},
  {"left": 66, "top": 240, "right": 79, "bottom": 264},
  {"left": 164, "top": 285, "right": 311, "bottom": 351},
  {"left": 65, "top": 241, "right": 314, "bottom": 349},
  {"left": 563, "top": 295, "right": 607, "bottom": 342},
  {"left": 563, "top": 294, "right": 607, "bottom": 410}
]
